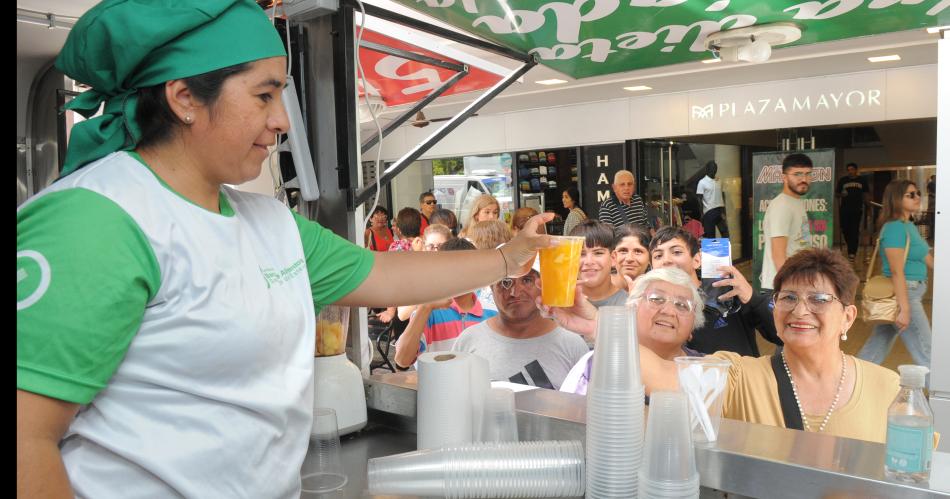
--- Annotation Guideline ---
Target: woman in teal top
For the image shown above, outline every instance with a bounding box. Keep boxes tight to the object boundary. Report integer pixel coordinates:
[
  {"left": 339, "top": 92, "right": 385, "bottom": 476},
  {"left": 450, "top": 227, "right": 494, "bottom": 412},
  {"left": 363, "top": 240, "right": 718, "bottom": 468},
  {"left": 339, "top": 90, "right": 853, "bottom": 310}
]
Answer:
[{"left": 857, "top": 180, "right": 934, "bottom": 376}]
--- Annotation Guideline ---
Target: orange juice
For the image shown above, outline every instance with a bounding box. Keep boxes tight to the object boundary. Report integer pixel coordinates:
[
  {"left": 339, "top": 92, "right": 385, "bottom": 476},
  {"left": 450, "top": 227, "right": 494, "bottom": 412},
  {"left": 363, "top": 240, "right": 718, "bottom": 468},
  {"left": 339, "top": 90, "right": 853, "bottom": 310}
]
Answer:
[{"left": 539, "top": 236, "right": 585, "bottom": 307}]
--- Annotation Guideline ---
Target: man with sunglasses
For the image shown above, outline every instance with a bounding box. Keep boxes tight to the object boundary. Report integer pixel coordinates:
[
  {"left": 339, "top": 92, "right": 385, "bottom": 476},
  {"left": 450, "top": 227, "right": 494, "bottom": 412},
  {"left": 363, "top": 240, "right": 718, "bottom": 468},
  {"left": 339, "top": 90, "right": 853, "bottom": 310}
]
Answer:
[
  {"left": 452, "top": 260, "right": 589, "bottom": 390},
  {"left": 761, "top": 153, "right": 815, "bottom": 293},
  {"left": 650, "top": 227, "right": 781, "bottom": 357},
  {"left": 419, "top": 191, "right": 438, "bottom": 233}
]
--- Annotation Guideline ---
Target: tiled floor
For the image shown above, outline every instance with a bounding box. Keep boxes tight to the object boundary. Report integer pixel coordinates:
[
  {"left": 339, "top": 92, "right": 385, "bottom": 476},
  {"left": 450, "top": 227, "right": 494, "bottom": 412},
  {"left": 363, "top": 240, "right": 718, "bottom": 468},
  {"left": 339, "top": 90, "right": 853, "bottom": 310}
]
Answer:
[{"left": 739, "top": 250, "right": 931, "bottom": 371}]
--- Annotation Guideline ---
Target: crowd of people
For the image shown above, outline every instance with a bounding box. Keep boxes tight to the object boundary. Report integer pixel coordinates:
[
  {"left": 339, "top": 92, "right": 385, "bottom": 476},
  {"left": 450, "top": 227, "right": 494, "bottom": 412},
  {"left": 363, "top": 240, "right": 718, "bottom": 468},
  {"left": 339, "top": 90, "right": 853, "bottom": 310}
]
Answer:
[{"left": 369, "top": 152, "right": 933, "bottom": 447}]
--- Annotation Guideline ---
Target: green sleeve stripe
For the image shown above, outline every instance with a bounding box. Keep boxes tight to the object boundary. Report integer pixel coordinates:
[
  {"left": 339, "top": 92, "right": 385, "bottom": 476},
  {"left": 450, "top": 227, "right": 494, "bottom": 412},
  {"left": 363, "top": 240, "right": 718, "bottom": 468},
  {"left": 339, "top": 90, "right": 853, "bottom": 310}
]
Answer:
[{"left": 291, "top": 211, "right": 375, "bottom": 309}]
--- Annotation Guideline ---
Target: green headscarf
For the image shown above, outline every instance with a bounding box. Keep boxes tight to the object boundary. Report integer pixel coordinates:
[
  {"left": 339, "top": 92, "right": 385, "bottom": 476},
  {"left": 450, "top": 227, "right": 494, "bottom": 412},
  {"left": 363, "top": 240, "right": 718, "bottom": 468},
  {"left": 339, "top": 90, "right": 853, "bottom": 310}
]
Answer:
[{"left": 55, "top": 0, "right": 287, "bottom": 176}]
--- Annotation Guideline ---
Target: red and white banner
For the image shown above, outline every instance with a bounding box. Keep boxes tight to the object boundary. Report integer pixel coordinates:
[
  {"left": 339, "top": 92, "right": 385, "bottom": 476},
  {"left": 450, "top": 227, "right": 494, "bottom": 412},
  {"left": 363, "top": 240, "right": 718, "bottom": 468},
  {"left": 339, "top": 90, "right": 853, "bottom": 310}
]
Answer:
[{"left": 357, "top": 27, "right": 505, "bottom": 107}]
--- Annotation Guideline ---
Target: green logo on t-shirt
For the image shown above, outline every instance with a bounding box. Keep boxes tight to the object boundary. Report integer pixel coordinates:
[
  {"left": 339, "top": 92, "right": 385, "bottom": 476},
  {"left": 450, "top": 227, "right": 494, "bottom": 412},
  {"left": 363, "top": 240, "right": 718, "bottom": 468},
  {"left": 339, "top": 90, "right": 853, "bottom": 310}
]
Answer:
[
  {"left": 259, "top": 259, "right": 306, "bottom": 289},
  {"left": 17, "top": 250, "right": 51, "bottom": 311}
]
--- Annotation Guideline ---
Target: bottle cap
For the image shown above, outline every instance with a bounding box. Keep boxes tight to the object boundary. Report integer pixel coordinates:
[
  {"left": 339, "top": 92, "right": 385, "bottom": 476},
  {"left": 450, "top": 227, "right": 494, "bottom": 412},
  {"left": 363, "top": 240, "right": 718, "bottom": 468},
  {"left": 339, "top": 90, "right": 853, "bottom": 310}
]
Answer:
[{"left": 897, "top": 365, "right": 929, "bottom": 388}]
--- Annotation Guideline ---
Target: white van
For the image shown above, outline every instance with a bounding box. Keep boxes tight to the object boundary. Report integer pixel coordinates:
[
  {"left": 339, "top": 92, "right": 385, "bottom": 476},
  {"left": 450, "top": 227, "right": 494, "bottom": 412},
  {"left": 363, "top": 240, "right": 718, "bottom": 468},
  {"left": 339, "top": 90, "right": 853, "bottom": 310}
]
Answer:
[{"left": 433, "top": 174, "right": 513, "bottom": 229}]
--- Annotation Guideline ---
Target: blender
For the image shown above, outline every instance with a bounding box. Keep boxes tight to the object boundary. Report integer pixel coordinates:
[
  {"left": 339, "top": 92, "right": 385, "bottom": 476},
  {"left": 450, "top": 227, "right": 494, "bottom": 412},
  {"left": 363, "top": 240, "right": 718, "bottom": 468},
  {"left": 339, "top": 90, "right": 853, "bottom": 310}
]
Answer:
[{"left": 313, "top": 305, "right": 367, "bottom": 436}]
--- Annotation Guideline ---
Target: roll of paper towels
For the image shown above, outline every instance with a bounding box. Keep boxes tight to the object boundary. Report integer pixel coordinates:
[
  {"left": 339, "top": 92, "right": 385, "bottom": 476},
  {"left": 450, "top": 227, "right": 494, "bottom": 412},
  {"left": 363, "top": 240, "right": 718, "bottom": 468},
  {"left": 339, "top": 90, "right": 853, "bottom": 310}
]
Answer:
[
  {"left": 417, "top": 352, "right": 475, "bottom": 449},
  {"left": 469, "top": 354, "right": 490, "bottom": 442}
]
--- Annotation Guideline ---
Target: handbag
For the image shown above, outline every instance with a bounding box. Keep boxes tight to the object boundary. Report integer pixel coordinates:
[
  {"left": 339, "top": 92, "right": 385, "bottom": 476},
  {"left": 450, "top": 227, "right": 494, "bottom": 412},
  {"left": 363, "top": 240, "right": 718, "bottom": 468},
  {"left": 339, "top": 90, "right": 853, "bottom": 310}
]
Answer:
[{"left": 861, "top": 225, "right": 911, "bottom": 326}]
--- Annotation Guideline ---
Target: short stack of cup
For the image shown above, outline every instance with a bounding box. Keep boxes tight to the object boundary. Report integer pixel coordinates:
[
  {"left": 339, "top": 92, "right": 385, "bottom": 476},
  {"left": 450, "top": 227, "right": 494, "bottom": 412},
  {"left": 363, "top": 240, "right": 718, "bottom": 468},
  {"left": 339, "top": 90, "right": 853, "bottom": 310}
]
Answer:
[
  {"left": 639, "top": 391, "right": 700, "bottom": 499},
  {"left": 585, "top": 306, "right": 645, "bottom": 498},
  {"left": 367, "top": 440, "right": 585, "bottom": 498}
]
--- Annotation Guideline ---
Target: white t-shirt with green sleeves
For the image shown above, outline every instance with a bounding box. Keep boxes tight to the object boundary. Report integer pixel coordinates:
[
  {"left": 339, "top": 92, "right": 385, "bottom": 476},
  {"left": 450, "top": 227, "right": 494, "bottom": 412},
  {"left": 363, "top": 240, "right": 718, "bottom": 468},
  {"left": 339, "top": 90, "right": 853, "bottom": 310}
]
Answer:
[{"left": 16, "top": 152, "right": 374, "bottom": 498}]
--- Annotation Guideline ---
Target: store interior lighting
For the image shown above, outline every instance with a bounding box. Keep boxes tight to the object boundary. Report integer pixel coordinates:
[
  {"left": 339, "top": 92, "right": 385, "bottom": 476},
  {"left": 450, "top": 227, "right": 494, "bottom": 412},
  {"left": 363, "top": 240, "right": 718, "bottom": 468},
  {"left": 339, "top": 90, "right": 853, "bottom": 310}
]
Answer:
[
  {"left": 927, "top": 26, "right": 948, "bottom": 34},
  {"left": 868, "top": 54, "right": 902, "bottom": 63},
  {"left": 623, "top": 85, "right": 652, "bottom": 92},
  {"left": 536, "top": 79, "right": 568, "bottom": 86}
]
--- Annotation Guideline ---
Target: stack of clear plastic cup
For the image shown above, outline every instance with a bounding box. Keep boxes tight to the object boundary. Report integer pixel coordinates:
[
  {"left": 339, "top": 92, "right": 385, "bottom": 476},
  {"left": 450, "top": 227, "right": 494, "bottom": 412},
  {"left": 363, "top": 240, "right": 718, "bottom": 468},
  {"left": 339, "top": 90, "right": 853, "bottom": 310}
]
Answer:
[
  {"left": 639, "top": 391, "right": 700, "bottom": 499},
  {"left": 367, "top": 440, "right": 585, "bottom": 498},
  {"left": 585, "top": 306, "right": 644, "bottom": 498},
  {"left": 480, "top": 387, "right": 519, "bottom": 443}
]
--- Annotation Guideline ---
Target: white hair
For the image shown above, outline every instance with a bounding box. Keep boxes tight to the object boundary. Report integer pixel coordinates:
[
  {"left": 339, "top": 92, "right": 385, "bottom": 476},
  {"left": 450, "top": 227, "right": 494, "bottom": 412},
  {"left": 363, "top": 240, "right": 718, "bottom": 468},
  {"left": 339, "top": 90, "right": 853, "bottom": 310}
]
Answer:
[
  {"left": 626, "top": 267, "right": 705, "bottom": 329},
  {"left": 613, "top": 170, "right": 634, "bottom": 183}
]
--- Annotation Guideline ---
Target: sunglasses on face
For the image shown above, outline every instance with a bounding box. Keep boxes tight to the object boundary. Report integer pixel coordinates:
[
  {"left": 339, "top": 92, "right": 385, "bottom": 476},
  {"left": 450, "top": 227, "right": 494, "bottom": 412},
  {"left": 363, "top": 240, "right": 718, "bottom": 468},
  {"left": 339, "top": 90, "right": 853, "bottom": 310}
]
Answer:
[
  {"left": 771, "top": 291, "right": 842, "bottom": 314},
  {"left": 498, "top": 275, "right": 538, "bottom": 291},
  {"left": 423, "top": 200, "right": 438, "bottom": 205},
  {"left": 905, "top": 191, "right": 921, "bottom": 199}
]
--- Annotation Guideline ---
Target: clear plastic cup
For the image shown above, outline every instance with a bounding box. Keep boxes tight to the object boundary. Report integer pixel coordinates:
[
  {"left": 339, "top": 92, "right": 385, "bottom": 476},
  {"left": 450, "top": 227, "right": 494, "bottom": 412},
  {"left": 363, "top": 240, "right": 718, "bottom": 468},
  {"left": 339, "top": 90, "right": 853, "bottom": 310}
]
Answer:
[
  {"left": 301, "top": 408, "right": 348, "bottom": 493},
  {"left": 368, "top": 441, "right": 584, "bottom": 498},
  {"left": 589, "top": 306, "right": 641, "bottom": 390},
  {"left": 675, "top": 356, "right": 730, "bottom": 444},
  {"left": 640, "top": 391, "right": 699, "bottom": 491},
  {"left": 539, "top": 236, "right": 585, "bottom": 306},
  {"left": 480, "top": 387, "right": 519, "bottom": 443}
]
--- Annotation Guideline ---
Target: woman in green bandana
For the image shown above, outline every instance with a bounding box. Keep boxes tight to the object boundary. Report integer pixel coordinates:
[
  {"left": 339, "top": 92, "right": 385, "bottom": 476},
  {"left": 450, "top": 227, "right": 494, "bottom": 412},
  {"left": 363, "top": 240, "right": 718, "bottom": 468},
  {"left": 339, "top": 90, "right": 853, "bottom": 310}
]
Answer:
[{"left": 16, "top": 2, "right": 551, "bottom": 497}]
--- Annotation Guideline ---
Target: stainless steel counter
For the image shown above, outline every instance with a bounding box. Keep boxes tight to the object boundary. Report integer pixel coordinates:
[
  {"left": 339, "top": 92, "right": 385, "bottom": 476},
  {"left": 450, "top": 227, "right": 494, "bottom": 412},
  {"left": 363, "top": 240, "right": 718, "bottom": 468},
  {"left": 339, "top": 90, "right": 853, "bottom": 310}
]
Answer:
[{"left": 307, "top": 373, "right": 950, "bottom": 498}]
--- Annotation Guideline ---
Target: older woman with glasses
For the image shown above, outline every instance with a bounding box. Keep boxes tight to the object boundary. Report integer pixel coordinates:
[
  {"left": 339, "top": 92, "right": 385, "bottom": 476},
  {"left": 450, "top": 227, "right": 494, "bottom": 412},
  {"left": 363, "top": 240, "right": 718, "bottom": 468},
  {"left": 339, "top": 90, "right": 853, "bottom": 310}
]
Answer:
[
  {"left": 857, "top": 180, "right": 934, "bottom": 374},
  {"left": 550, "top": 249, "right": 899, "bottom": 443},
  {"left": 560, "top": 267, "right": 705, "bottom": 395}
]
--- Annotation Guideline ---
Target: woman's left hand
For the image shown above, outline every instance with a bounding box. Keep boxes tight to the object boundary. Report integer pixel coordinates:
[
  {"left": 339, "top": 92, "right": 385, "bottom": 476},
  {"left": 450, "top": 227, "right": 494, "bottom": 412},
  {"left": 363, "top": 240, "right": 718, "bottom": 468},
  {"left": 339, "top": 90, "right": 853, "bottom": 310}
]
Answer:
[
  {"left": 499, "top": 213, "right": 556, "bottom": 276},
  {"left": 713, "top": 265, "right": 754, "bottom": 304}
]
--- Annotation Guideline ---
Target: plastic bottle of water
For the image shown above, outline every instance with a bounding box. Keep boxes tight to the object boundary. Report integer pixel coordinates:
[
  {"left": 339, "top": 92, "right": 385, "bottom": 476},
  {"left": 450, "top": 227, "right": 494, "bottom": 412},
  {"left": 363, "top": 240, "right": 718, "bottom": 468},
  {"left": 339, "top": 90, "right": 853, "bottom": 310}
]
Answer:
[{"left": 884, "top": 365, "right": 933, "bottom": 483}]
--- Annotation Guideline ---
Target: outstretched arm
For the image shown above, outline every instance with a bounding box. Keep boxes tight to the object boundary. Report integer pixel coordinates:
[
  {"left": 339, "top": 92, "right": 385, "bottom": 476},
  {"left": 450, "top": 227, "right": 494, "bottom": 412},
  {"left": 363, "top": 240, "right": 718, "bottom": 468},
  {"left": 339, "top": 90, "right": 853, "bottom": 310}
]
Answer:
[{"left": 337, "top": 214, "right": 555, "bottom": 308}]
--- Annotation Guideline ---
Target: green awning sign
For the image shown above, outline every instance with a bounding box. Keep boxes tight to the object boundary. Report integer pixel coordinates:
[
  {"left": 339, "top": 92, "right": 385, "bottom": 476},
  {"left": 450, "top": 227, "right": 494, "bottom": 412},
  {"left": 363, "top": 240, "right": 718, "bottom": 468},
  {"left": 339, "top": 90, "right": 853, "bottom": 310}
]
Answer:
[{"left": 393, "top": 0, "right": 947, "bottom": 78}]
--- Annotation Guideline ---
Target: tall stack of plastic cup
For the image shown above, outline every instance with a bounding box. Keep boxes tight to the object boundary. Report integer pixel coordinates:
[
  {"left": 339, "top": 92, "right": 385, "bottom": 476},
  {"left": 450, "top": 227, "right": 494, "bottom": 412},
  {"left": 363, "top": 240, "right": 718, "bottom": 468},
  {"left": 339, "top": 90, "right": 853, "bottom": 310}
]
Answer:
[
  {"left": 585, "top": 306, "right": 644, "bottom": 498},
  {"left": 639, "top": 391, "right": 700, "bottom": 499},
  {"left": 367, "top": 440, "right": 585, "bottom": 498}
]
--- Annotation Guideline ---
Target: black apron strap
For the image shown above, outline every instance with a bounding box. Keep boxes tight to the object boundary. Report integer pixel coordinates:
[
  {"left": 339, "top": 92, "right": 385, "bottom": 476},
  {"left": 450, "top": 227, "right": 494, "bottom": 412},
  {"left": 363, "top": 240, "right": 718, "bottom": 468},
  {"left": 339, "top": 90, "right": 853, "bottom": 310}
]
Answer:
[{"left": 770, "top": 353, "right": 805, "bottom": 431}]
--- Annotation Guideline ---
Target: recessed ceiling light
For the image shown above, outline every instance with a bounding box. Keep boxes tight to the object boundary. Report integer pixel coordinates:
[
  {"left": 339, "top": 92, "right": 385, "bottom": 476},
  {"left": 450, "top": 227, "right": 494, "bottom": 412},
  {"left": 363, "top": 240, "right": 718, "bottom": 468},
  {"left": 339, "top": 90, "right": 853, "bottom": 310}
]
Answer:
[
  {"left": 536, "top": 79, "right": 567, "bottom": 86},
  {"left": 868, "top": 54, "right": 901, "bottom": 63},
  {"left": 623, "top": 85, "right": 652, "bottom": 92},
  {"left": 927, "top": 26, "right": 948, "bottom": 34},
  {"left": 702, "top": 58, "right": 722, "bottom": 64}
]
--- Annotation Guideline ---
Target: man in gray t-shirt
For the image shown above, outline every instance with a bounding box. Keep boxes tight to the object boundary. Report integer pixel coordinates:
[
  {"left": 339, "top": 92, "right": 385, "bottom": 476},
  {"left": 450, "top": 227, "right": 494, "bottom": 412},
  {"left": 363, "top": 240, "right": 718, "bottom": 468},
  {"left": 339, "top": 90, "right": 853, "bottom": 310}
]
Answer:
[{"left": 452, "top": 269, "right": 589, "bottom": 390}]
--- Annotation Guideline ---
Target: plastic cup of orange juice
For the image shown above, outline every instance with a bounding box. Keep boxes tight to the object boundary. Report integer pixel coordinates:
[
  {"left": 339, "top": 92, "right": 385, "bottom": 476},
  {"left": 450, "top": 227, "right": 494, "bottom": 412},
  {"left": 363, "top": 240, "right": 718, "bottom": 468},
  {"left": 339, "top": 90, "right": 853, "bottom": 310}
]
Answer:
[{"left": 539, "top": 236, "right": 585, "bottom": 307}]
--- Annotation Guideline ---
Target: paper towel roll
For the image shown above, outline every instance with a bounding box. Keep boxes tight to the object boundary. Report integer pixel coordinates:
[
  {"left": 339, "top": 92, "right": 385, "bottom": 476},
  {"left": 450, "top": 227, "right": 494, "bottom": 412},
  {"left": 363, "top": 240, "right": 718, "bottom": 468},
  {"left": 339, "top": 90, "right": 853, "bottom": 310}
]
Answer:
[
  {"left": 417, "top": 352, "right": 474, "bottom": 449},
  {"left": 469, "top": 354, "right": 490, "bottom": 442}
]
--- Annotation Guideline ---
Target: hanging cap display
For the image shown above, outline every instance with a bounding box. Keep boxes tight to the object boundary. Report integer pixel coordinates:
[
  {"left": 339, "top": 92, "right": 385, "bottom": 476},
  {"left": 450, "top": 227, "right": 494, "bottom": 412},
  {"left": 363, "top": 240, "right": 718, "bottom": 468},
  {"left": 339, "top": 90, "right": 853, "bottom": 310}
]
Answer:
[{"left": 55, "top": 0, "right": 287, "bottom": 176}]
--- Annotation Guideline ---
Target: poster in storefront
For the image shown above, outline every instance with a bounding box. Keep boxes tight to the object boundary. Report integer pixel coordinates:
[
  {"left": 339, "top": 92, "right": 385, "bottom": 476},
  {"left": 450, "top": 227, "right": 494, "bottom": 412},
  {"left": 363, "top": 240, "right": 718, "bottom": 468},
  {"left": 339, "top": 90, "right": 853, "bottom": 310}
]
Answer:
[
  {"left": 581, "top": 143, "right": 626, "bottom": 219},
  {"left": 752, "top": 149, "right": 835, "bottom": 291}
]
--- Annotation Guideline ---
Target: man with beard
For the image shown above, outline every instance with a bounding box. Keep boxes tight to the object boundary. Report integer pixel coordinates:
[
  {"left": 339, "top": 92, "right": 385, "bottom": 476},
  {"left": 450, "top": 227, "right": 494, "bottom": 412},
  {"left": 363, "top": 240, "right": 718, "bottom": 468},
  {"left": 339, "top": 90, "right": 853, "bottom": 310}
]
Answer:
[{"left": 761, "top": 153, "right": 814, "bottom": 293}]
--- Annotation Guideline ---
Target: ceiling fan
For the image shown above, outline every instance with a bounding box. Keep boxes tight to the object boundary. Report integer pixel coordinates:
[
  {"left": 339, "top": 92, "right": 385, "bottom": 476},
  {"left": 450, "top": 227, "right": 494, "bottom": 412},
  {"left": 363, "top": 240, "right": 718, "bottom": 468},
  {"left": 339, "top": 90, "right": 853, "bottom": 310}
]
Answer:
[{"left": 410, "top": 111, "right": 478, "bottom": 128}]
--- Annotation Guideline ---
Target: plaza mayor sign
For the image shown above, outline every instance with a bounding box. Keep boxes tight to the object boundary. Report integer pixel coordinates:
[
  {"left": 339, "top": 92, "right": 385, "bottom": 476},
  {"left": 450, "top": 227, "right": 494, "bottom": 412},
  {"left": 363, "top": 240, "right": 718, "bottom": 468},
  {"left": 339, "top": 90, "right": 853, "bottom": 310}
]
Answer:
[{"left": 690, "top": 88, "right": 883, "bottom": 121}]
